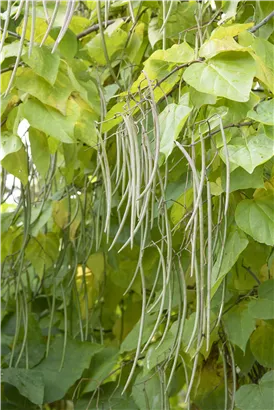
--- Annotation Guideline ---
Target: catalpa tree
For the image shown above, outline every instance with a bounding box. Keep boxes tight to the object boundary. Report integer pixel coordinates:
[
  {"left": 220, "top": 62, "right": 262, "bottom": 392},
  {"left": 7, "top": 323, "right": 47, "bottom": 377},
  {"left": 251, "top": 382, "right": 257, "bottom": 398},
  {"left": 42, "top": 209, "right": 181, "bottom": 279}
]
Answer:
[{"left": 1, "top": 1, "right": 274, "bottom": 409}]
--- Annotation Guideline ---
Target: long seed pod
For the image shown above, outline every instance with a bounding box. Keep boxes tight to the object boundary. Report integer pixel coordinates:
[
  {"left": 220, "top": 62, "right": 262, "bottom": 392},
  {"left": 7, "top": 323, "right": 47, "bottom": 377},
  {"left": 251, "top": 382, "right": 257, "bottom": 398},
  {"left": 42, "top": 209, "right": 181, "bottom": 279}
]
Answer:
[
  {"left": 52, "top": 0, "right": 76, "bottom": 53},
  {"left": 206, "top": 181, "right": 212, "bottom": 351},
  {"left": 40, "top": 0, "right": 61, "bottom": 46},
  {"left": 0, "top": 0, "right": 12, "bottom": 52}
]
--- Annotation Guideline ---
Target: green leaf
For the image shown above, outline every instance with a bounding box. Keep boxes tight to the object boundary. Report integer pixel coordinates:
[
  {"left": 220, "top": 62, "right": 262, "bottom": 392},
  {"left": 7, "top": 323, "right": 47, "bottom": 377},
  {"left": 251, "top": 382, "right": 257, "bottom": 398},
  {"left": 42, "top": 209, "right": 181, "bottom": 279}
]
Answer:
[
  {"left": 22, "top": 45, "right": 60, "bottom": 85},
  {"left": 222, "top": 303, "right": 256, "bottom": 352},
  {"left": 248, "top": 299, "right": 274, "bottom": 320},
  {"left": 35, "top": 335, "right": 102, "bottom": 403},
  {"left": 235, "top": 194, "right": 274, "bottom": 246},
  {"left": 159, "top": 103, "right": 192, "bottom": 159},
  {"left": 170, "top": 188, "right": 193, "bottom": 226},
  {"left": 211, "top": 229, "right": 249, "bottom": 296},
  {"left": 85, "top": 20, "right": 127, "bottom": 65},
  {"left": 250, "top": 324, "right": 274, "bottom": 368},
  {"left": 221, "top": 133, "right": 274, "bottom": 174},
  {"left": 1, "top": 145, "right": 28, "bottom": 185},
  {"left": 0, "top": 132, "right": 22, "bottom": 160},
  {"left": 49, "top": 28, "right": 78, "bottom": 61},
  {"left": 28, "top": 128, "right": 50, "bottom": 178},
  {"left": 0, "top": 41, "right": 26, "bottom": 64},
  {"left": 83, "top": 346, "right": 119, "bottom": 393},
  {"left": 222, "top": 166, "right": 264, "bottom": 193},
  {"left": 120, "top": 313, "right": 157, "bottom": 353},
  {"left": 248, "top": 279, "right": 274, "bottom": 320},
  {"left": 258, "top": 279, "right": 274, "bottom": 300},
  {"left": 16, "top": 69, "right": 73, "bottom": 115},
  {"left": 25, "top": 233, "right": 59, "bottom": 277},
  {"left": 21, "top": 99, "right": 77, "bottom": 143},
  {"left": 199, "top": 37, "right": 246, "bottom": 59},
  {"left": 183, "top": 52, "right": 255, "bottom": 102},
  {"left": 2, "top": 368, "right": 44, "bottom": 405},
  {"left": 164, "top": 41, "right": 194, "bottom": 63},
  {"left": 210, "top": 23, "right": 254, "bottom": 39},
  {"left": 132, "top": 371, "right": 161, "bottom": 410},
  {"left": 235, "top": 371, "right": 274, "bottom": 410},
  {"left": 247, "top": 99, "right": 274, "bottom": 126},
  {"left": 30, "top": 201, "right": 52, "bottom": 237}
]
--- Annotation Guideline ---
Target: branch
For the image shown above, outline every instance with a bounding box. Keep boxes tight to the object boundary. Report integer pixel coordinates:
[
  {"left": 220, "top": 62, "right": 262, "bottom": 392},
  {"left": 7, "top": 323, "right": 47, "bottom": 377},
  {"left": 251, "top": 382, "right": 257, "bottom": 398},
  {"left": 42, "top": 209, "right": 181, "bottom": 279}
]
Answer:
[
  {"left": 77, "top": 16, "right": 130, "bottom": 39},
  {"left": 155, "top": 59, "right": 204, "bottom": 89},
  {"left": 249, "top": 11, "right": 274, "bottom": 33},
  {"left": 0, "top": 27, "right": 21, "bottom": 39},
  {"left": 242, "top": 263, "right": 261, "bottom": 285},
  {"left": 1, "top": 62, "right": 24, "bottom": 74},
  {"left": 209, "top": 121, "right": 254, "bottom": 137}
]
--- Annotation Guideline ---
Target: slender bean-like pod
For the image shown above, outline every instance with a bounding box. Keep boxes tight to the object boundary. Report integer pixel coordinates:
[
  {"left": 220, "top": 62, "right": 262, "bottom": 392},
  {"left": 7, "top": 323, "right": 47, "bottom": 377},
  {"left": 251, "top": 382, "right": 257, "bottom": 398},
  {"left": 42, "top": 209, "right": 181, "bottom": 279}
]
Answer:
[
  {"left": 156, "top": 281, "right": 172, "bottom": 349},
  {"left": 141, "top": 243, "right": 167, "bottom": 352},
  {"left": 46, "top": 282, "right": 56, "bottom": 357},
  {"left": 108, "top": 188, "right": 132, "bottom": 251},
  {"left": 14, "top": 0, "right": 25, "bottom": 20},
  {"left": 42, "top": 0, "right": 49, "bottom": 23},
  {"left": 206, "top": 181, "right": 212, "bottom": 351},
  {"left": 166, "top": 260, "right": 187, "bottom": 390},
  {"left": 160, "top": 0, "right": 174, "bottom": 33},
  {"left": 121, "top": 264, "right": 146, "bottom": 394},
  {"left": 5, "top": 0, "right": 29, "bottom": 96},
  {"left": 40, "top": 0, "right": 60, "bottom": 46},
  {"left": 14, "top": 284, "right": 28, "bottom": 368},
  {"left": 52, "top": 0, "right": 76, "bottom": 53},
  {"left": 59, "top": 284, "right": 68, "bottom": 370},
  {"left": 128, "top": 0, "right": 136, "bottom": 24},
  {"left": 138, "top": 74, "right": 160, "bottom": 200},
  {"left": 228, "top": 340, "right": 236, "bottom": 410},
  {"left": 29, "top": 0, "right": 36, "bottom": 56},
  {"left": 0, "top": 0, "right": 11, "bottom": 52},
  {"left": 185, "top": 258, "right": 200, "bottom": 353},
  {"left": 9, "top": 289, "right": 23, "bottom": 367},
  {"left": 219, "top": 344, "right": 228, "bottom": 410},
  {"left": 96, "top": 0, "right": 121, "bottom": 86}
]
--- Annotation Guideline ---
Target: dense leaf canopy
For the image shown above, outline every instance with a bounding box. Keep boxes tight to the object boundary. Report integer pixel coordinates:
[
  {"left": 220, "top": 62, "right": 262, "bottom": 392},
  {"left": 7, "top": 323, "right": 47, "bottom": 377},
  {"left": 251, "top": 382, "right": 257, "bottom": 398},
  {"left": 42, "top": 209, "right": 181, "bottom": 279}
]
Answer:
[{"left": 1, "top": 1, "right": 274, "bottom": 409}]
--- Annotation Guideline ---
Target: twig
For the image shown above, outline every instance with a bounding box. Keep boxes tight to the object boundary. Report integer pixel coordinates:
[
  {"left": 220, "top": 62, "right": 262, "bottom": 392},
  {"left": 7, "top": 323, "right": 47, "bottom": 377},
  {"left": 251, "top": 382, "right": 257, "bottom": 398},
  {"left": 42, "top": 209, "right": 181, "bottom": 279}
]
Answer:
[
  {"left": 1, "top": 62, "right": 24, "bottom": 74},
  {"left": 155, "top": 59, "right": 204, "bottom": 89},
  {"left": 77, "top": 16, "right": 130, "bottom": 39},
  {"left": 242, "top": 263, "right": 261, "bottom": 285},
  {"left": 249, "top": 11, "right": 274, "bottom": 33},
  {"left": 0, "top": 27, "right": 21, "bottom": 39},
  {"left": 209, "top": 121, "right": 254, "bottom": 137}
]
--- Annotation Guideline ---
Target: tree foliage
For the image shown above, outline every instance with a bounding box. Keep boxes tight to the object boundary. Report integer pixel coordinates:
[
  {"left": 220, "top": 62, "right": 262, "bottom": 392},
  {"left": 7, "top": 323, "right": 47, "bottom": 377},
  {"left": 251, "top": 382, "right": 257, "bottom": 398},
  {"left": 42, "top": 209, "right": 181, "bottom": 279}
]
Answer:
[{"left": 1, "top": 1, "right": 274, "bottom": 409}]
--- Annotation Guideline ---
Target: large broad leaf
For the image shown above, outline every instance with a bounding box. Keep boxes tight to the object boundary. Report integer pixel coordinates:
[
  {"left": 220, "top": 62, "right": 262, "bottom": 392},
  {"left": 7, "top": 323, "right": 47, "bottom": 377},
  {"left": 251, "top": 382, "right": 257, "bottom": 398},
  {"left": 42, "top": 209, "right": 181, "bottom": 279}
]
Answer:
[
  {"left": 239, "top": 32, "right": 274, "bottom": 93},
  {"left": 222, "top": 303, "right": 256, "bottom": 352},
  {"left": 21, "top": 99, "right": 77, "bottom": 143},
  {"left": 248, "top": 279, "right": 274, "bottom": 320},
  {"left": 1, "top": 145, "right": 28, "bottom": 185},
  {"left": 120, "top": 313, "right": 157, "bottom": 353},
  {"left": 49, "top": 28, "right": 78, "bottom": 61},
  {"left": 28, "top": 128, "right": 50, "bottom": 178},
  {"left": 211, "top": 229, "right": 249, "bottom": 296},
  {"left": 16, "top": 69, "right": 74, "bottom": 115},
  {"left": 222, "top": 166, "right": 264, "bottom": 193},
  {"left": 250, "top": 324, "right": 274, "bottom": 368},
  {"left": 0, "top": 42, "right": 26, "bottom": 63},
  {"left": 247, "top": 99, "right": 274, "bottom": 125},
  {"left": 199, "top": 37, "right": 246, "bottom": 59},
  {"left": 0, "top": 132, "right": 22, "bottom": 160},
  {"left": 163, "top": 41, "right": 194, "bottom": 63},
  {"left": 221, "top": 133, "right": 274, "bottom": 174},
  {"left": 183, "top": 52, "right": 255, "bottom": 102},
  {"left": 210, "top": 23, "right": 254, "bottom": 39},
  {"left": 85, "top": 20, "right": 127, "bottom": 65},
  {"left": 235, "top": 194, "right": 274, "bottom": 246},
  {"left": 159, "top": 103, "right": 192, "bottom": 159},
  {"left": 132, "top": 371, "right": 161, "bottom": 410},
  {"left": 35, "top": 335, "right": 102, "bottom": 403},
  {"left": 235, "top": 371, "right": 274, "bottom": 410},
  {"left": 2, "top": 368, "right": 44, "bottom": 405},
  {"left": 83, "top": 346, "right": 119, "bottom": 393},
  {"left": 22, "top": 45, "right": 60, "bottom": 85},
  {"left": 25, "top": 233, "right": 59, "bottom": 278},
  {"left": 170, "top": 188, "right": 193, "bottom": 226}
]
